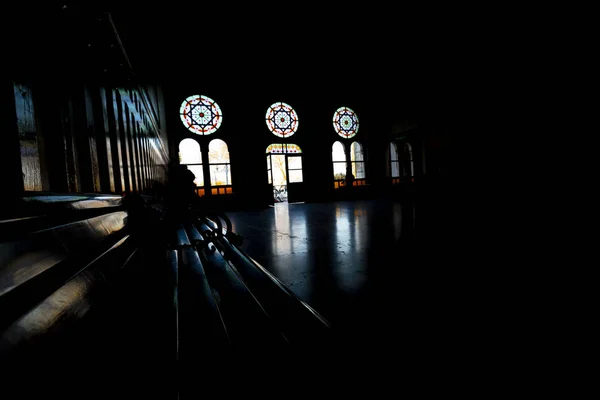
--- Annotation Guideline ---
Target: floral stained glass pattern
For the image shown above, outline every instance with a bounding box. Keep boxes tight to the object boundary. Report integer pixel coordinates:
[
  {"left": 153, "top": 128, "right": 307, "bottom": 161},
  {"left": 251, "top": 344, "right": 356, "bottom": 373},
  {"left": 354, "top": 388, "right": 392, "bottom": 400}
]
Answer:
[
  {"left": 180, "top": 95, "right": 222, "bottom": 135},
  {"left": 265, "top": 143, "right": 302, "bottom": 154},
  {"left": 266, "top": 102, "right": 298, "bottom": 138},
  {"left": 333, "top": 107, "right": 359, "bottom": 139}
]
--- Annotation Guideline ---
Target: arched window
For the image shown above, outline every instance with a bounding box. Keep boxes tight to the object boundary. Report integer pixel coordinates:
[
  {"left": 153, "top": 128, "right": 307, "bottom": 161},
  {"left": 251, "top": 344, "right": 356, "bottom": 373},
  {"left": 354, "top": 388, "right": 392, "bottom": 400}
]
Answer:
[
  {"left": 208, "top": 139, "right": 232, "bottom": 194},
  {"left": 179, "top": 139, "right": 204, "bottom": 193},
  {"left": 404, "top": 143, "right": 414, "bottom": 181},
  {"left": 332, "top": 141, "right": 346, "bottom": 188},
  {"left": 389, "top": 142, "right": 400, "bottom": 184},
  {"left": 350, "top": 141, "right": 366, "bottom": 186}
]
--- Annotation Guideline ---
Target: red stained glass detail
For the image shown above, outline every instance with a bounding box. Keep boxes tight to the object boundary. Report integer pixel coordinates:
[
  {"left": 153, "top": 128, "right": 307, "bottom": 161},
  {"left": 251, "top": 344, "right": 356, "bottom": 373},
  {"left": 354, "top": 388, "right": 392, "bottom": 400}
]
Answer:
[{"left": 180, "top": 95, "right": 222, "bottom": 135}]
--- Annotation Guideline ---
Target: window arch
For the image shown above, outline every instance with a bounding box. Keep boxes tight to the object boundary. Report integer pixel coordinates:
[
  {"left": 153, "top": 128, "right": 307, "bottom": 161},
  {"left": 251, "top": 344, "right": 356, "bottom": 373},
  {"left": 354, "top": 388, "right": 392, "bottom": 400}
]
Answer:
[
  {"left": 350, "top": 141, "right": 366, "bottom": 185},
  {"left": 265, "top": 143, "right": 302, "bottom": 154},
  {"left": 208, "top": 139, "right": 232, "bottom": 194},
  {"left": 179, "top": 138, "right": 204, "bottom": 189},
  {"left": 332, "top": 141, "right": 346, "bottom": 188},
  {"left": 389, "top": 142, "right": 400, "bottom": 184}
]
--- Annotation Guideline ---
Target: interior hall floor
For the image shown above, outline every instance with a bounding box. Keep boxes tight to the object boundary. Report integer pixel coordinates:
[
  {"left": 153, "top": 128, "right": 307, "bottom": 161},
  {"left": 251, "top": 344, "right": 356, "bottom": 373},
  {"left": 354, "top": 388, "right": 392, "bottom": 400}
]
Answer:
[
  {"left": 227, "top": 199, "right": 480, "bottom": 390},
  {"left": 228, "top": 201, "right": 444, "bottom": 339},
  {"left": 229, "top": 200, "right": 412, "bottom": 328}
]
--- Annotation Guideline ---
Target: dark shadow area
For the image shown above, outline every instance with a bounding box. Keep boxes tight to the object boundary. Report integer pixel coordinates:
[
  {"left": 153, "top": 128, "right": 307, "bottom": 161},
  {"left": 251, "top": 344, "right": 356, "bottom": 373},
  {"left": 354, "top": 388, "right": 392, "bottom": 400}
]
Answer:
[{"left": 0, "top": 4, "right": 493, "bottom": 398}]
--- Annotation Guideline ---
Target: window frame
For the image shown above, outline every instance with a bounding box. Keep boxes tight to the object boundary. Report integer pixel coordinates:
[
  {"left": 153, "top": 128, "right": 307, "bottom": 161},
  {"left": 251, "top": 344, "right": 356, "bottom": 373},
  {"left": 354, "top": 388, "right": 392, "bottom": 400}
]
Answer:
[
  {"left": 350, "top": 141, "right": 366, "bottom": 186},
  {"left": 207, "top": 138, "right": 233, "bottom": 195}
]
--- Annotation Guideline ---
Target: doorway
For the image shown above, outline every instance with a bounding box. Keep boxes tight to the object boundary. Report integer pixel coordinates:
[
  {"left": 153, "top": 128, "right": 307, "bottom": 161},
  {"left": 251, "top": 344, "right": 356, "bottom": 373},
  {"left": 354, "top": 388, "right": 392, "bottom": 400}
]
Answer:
[{"left": 267, "top": 153, "right": 303, "bottom": 203}]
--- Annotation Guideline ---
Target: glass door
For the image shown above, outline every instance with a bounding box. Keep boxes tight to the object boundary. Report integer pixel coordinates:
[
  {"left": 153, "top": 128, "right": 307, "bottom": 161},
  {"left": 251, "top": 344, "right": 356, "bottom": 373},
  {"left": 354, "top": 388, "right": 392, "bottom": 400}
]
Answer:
[
  {"left": 270, "top": 154, "right": 287, "bottom": 203},
  {"left": 267, "top": 154, "right": 274, "bottom": 205}
]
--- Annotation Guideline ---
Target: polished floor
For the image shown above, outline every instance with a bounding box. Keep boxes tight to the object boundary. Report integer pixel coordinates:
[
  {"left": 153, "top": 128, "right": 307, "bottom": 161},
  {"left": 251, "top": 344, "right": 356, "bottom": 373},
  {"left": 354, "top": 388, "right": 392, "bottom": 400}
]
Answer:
[
  {"left": 228, "top": 200, "right": 424, "bottom": 338},
  {"left": 227, "top": 199, "right": 480, "bottom": 389}
]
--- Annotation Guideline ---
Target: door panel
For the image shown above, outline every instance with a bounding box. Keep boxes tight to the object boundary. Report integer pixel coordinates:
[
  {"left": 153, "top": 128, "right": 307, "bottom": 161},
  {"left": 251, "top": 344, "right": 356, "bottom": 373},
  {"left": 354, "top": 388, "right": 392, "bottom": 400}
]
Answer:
[
  {"left": 286, "top": 155, "right": 304, "bottom": 203},
  {"left": 288, "top": 170, "right": 303, "bottom": 183},
  {"left": 267, "top": 155, "right": 274, "bottom": 205}
]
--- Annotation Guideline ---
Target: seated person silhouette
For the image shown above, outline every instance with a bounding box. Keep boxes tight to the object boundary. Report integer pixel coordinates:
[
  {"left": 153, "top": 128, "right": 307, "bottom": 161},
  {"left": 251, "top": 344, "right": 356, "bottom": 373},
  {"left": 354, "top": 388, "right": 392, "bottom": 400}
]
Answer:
[{"left": 165, "top": 164, "right": 198, "bottom": 221}]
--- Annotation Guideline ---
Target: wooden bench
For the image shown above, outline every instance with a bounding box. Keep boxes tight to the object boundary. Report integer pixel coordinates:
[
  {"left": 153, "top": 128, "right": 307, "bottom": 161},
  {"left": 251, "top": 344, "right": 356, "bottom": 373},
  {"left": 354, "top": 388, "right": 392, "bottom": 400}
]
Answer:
[{"left": 0, "top": 195, "right": 334, "bottom": 398}]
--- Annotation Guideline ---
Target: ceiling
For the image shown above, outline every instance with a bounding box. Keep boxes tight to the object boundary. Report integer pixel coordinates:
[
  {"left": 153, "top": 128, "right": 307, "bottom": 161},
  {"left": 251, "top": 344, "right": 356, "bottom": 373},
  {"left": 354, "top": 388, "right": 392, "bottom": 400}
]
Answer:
[
  {"left": 107, "top": 5, "right": 421, "bottom": 96},
  {"left": 8, "top": 4, "right": 455, "bottom": 117}
]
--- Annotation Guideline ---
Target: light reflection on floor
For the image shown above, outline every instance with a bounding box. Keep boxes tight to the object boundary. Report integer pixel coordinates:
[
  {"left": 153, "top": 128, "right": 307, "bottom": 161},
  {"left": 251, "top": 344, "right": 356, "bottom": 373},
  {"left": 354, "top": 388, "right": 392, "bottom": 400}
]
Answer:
[{"left": 227, "top": 200, "right": 408, "bottom": 324}]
